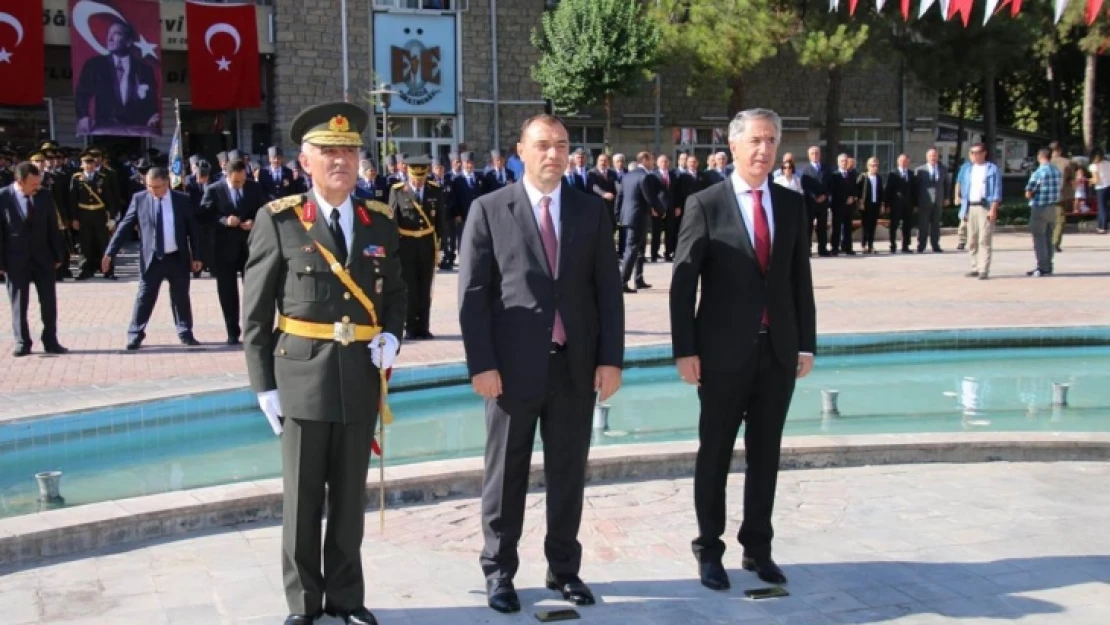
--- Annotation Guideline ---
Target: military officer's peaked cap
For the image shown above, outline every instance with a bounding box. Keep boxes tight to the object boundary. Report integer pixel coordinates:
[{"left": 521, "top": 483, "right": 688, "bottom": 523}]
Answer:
[
  {"left": 290, "top": 101, "right": 367, "bottom": 148},
  {"left": 406, "top": 155, "right": 432, "bottom": 175},
  {"left": 28, "top": 149, "right": 46, "bottom": 162},
  {"left": 39, "top": 140, "right": 60, "bottom": 151},
  {"left": 79, "top": 149, "right": 96, "bottom": 162}
]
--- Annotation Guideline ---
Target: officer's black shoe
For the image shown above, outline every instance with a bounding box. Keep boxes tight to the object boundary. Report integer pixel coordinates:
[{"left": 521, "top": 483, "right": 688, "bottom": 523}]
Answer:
[
  {"left": 180, "top": 335, "right": 201, "bottom": 346},
  {"left": 698, "top": 560, "right": 731, "bottom": 591},
  {"left": 12, "top": 346, "right": 30, "bottom": 357},
  {"left": 283, "top": 614, "right": 319, "bottom": 625},
  {"left": 486, "top": 578, "right": 521, "bottom": 613},
  {"left": 741, "top": 555, "right": 787, "bottom": 585},
  {"left": 44, "top": 344, "right": 69, "bottom": 355},
  {"left": 325, "top": 606, "right": 378, "bottom": 625},
  {"left": 546, "top": 570, "right": 596, "bottom": 606}
]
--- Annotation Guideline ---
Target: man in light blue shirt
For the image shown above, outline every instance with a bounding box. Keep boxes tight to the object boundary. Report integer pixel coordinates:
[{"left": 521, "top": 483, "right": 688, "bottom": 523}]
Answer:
[{"left": 954, "top": 143, "right": 1003, "bottom": 279}]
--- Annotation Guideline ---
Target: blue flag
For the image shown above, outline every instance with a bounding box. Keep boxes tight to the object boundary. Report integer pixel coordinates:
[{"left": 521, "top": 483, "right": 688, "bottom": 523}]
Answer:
[{"left": 169, "top": 119, "right": 183, "bottom": 190}]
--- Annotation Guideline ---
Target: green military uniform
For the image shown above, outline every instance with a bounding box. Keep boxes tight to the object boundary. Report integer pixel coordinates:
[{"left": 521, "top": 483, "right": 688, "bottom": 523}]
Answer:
[
  {"left": 69, "top": 150, "right": 120, "bottom": 279},
  {"left": 242, "top": 102, "right": 405, "bottom": 625},
  {"left": 389, "top": 155, "right": 444, "bottom": 340}
]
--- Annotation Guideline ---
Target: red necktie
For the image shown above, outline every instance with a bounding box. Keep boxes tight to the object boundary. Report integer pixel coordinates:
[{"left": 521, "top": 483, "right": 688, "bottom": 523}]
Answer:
[
  {"left": 538, "top": 196, "right": 566, "bottom": 345},
  {"left": 752, "top": 189, "right": 771, "bottom": 326}
]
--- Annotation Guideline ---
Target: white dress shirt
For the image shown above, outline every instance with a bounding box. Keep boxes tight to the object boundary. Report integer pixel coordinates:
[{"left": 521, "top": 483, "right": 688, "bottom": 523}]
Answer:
[
  {"left": 154, "top": 193, "right": 178, "bottom": 254},
  {"left": 970, "top": 164, "right": 987, "bottom": 202},
  {"left": 14, "top": 188, "right": 30, "bottom": 219},
  {"left": 522, "top": 176, "right": 561, "bottom": 242},
  {"left": 114, "top": 55, "right": 131, "bottom": 104},
  {"left": 868, "top": 174, "right": 879, "bottom": 203},
  {"left": 315, "top": 193, "right": 355, "bottom": 253},
  {"left": 731, "top": 171, "right": 775, "bottom": 247}
]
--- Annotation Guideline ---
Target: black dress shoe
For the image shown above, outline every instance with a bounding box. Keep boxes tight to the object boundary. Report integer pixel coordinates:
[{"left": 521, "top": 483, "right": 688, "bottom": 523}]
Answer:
[
  {"left": 622, "top": 285, "right": 637, "bottom": 294},
  {"left": 125, "top": 339, "right": 142, "bottom": 351},
  {"left": 699, "top": 560, "right": 731, "bottom": 591},
  {"left": 325, "top": 606, "right": 378, "bottom": 625},
  {"left": 226, "top": 336, "right": 240, "bottom": 345},
  {"left": 75, "top": 273, "right": 93, "bottom": 281},
  {"left": 933, "top": 247, "right": 944, "bottom": 253},
  {"left": 634, "top": 282, "right": 652, "bottom": 289},
  {"left": 546, "top": 570, "right": 596, "bottom": 606},
  {"left": 180, "top": 336, "right": 201, "bottom": 346},
  {"left": 420, "top": 331, "right": 435, "bottom": 340},
  {"left": 12, "top": 347, "right": 30, "bottom": 357},
  {"left": 486, "top": 578, "right": 521, "bottom": 613},
  {"left": 283, "top": 614, "right": 319, "bottom": 625},
  {"left": 405, "top": 331, "right": 423, "bottom": 341},
  {"left": 44, "top": 344, "right": 69, "bottom": 355},
  {"left": 741, "top": 555, "right": 787, "bottom": 585}
]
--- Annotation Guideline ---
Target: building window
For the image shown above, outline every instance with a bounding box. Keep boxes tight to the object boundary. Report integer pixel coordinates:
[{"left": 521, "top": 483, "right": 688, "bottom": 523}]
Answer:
[
  {"left": 376, "top": 115, "right": 456, "bottom": 165},
  {"left": 673, "top": 127, "right": 727, "bottom": 163},
  {"left": 374, "top": 0, "right": 454, "bottom": 10},
  {"left": 566, "top": 125, "right": 605, "bottom": 162},
  {"left": 830, "top": 127, "right": 896, "bottom": 169}
]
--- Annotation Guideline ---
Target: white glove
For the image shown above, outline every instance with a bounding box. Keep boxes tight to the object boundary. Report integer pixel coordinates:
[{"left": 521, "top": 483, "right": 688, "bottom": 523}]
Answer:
[
  {"left": 369, "top": 332, "right": 400, "bottom": 370},
  {"left": 257, "top": 390, "right": 283, "bottom": 435}
]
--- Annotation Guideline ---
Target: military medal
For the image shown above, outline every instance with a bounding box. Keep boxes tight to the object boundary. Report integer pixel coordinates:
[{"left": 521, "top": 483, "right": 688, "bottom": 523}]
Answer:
[
  {"left": 364, "top": 245, "right": 386, "bottom": 257},
  {"left": 375, "top": 277, "right": 383, "bottom": 294},
  {"left": 356, "top": 205, "right": 371, "bottom": 226},
  {"left": 302, "top": 245, "right": 316, "bottom": 253}
]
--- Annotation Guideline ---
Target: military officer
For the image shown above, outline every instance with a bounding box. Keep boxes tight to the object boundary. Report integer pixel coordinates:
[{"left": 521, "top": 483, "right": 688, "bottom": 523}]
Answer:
[
  {"left": 69, "top": 149, "right": 120, "bottom": 280},
  {"left": 29, "top": 149, "right": 72, "bottom": 281},
  {"left": 390, "top": 155, "right": 443, "bottom": 340},
  {"left": 242, "top": 102, "right": 406, "bottom": 625}
]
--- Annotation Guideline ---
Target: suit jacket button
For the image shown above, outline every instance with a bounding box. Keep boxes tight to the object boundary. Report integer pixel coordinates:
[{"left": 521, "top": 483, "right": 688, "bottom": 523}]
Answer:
[
  {"left": 343, "top": 292, "right": 351, "bottom": 300},
  {"left": 279, "top": 348, "right": 286, "bottom": 355},
  {"left": 342, "top": 315, "right": 351, "bottom": 323}
]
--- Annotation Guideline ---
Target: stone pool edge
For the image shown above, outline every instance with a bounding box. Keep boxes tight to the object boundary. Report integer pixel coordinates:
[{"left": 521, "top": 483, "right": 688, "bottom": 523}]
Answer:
[{"left": 1, "top": 431, "right": 1107, "bottom": 568}]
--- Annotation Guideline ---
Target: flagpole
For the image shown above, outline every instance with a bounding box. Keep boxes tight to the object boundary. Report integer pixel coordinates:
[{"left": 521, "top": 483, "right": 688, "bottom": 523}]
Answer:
[{"left": 341, "top": 0, "right": 350, "bottom": 102}]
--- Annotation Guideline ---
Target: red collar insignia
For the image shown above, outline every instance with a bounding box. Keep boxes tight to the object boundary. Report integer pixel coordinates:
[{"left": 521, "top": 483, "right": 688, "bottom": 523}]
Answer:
[
  {"left": 356, "top": 205, "right": 371, "bottom": 226},
  {"left": 303, "top": 201, "right": 317, "bottom": 223}
]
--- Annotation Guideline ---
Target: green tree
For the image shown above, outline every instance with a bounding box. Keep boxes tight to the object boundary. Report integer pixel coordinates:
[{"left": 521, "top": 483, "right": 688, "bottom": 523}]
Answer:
[
  {"left": 794, "top": 20, "right": 870, "bottom": 168},
  {"left": 1052, "top": 2, "right": 1110, "bottom": 152},
  {"left": 531, "top": 0, "right": 662, "bottom": 150},
  {"left": 653, "top": 0, "right": 796, "bottom": 113}
]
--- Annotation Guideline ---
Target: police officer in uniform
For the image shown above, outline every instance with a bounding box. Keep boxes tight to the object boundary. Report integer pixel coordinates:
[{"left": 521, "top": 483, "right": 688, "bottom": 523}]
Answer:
[
  {"left": 243, "top": 102, "right": 406, "bottom": 625},
  {"left": 390, "top": 155, "right": 443, "bottom": 340},
  {"left": 69, "top": 149, "right": 120, "bottom": 280}
]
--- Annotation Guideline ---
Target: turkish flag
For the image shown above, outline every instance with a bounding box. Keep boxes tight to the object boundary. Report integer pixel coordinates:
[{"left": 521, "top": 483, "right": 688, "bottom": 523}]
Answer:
[
  {"left": 186, "top": 1, "right": 260, "bottom": 110},
  {"left": 0, "top": 0, "right": 45, "bottom": 105}
]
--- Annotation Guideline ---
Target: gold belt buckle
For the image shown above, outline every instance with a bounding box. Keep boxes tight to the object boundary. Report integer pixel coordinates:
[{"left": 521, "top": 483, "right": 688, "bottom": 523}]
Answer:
[{"left": 333, "top": 321, "right": 356, "bottom": 346}]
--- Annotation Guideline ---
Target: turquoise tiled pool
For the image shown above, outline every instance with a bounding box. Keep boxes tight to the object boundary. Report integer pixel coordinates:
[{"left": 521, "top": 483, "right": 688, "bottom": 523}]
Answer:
[{"left": 1, "top": 329, "right": 1109, "bottom": 519}]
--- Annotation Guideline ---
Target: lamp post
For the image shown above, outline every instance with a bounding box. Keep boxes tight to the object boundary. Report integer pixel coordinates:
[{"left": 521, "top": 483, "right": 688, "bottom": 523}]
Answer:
[{"left": 370, "top": 83, "right": 399, "bottom": 166}]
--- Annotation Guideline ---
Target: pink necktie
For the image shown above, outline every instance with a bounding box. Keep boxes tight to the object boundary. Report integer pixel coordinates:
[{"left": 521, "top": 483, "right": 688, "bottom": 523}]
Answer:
[{"left": 539, "top": 196, "right": 566, "bottom": 345}]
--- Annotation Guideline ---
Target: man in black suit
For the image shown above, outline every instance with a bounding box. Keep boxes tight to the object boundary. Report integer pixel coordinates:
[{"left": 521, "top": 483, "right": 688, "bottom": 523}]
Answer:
[
  {"left": 104, "top": 168, "right": 203, "bottom": 350},
  {"left": 587, "top": 152, "right": 619, "bottom": 233},
  {"left": 670, "top": 109, "right": 816, "bottom": 591},
  {"left": 459, "top": 113, "right": 624, "bottom": 615},
  {"left": 201, "top": 160, "right": 264, "bottom": 344},
  {"left": 74, "top": 20, "right": 159, "bottom": 135},
  {"left": 619, "top": 152, "right": 665, "bottom": 292},
  {"left": 354, "top": 159, "right": 388, "bottom": 203},
  {"left": 828, "top": 153, "right": 859, "bottom": 255},
  {"left": 564, "top": 149, "right": 589, "bottom": 192},
  {"left": 482, "top": 150, "right": 515, "bottom": 194},
  {"left": 798, "top": 146, "right": 832, "bottom": 255},
  {"left": 447, "top": 152, "right": 482, "bottom": 268},
  {"left": 258, "top": 146, "right": 296, "bottom": 202},
  {"left": 886, "top": 153, "right": 917, "bottom": 253},
  {"left": 0, "top": 163, "right": 68, "bottom": 356},
  {"left": 670, "top": 154, "right": 709, "bottom": 258},
  {"left": 652, "top": 154, "right": 677, "bottom": 261},
  {"left": 612, "top": 154, "right": 627, "bottom": 255}
]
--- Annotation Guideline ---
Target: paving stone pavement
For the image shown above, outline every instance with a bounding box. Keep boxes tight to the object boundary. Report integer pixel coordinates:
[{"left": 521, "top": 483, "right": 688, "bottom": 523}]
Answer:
[
  {"left": 1, "top": 232, "right": 1109, "bottom": 421},
  {"left": 1, "top": 461, "right": 1108, "bottom": 625}
]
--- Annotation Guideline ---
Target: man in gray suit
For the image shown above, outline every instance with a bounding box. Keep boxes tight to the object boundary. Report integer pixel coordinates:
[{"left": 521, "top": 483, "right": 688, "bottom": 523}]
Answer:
[
  {"left": 915, "top": 147, "right": 947, "bottom": 253},
  {"left": 619, "top": 152, "right": 665, "bottom": 292},
  {"left": 103, "top": 167, "right": 202, "bottom": 350},
  {"left": 458, "top": 113, "right": 625, "bottom": 614}
]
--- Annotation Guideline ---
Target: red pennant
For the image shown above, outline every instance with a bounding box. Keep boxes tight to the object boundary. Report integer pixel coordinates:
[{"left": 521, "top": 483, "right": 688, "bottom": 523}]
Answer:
[
  {"left": 1087, "top": 0, "right": 1103, "bottom": 23},
  {"left": 1011, "top": 0, "right": 1023, "bottom": 15},
  {"left": 901, "top": 0, "right": 911, "bottom": 19},
  {"left": 185, "top": 1, "right": 261, "bottom": 110},
  {"left": 849, "top": 0, "right": 859, "bottom": 14},
  {"left": 948, "top": 0, "right": 973, "bottom": 25},
  {"left": 0, "top": 0, "right": 44, "bottom": 105}
]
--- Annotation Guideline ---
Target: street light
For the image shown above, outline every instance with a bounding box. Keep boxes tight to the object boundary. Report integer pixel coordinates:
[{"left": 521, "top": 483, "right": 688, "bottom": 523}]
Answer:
[{"left": 370, "top": 83, "right": 399, "bottom": 166}]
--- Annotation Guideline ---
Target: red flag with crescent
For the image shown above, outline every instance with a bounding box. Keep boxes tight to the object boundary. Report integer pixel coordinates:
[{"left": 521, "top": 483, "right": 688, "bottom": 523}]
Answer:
[
  {"left": 186, "top": 1, "right": 260, "bottom": 110},
  {"left": 0, "top": 0, "right": 44, "bottom": 105}
]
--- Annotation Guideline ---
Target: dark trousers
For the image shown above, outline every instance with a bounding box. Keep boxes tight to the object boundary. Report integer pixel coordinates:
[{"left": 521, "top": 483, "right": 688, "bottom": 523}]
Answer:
[
  {"left": 650, "top": 214, "right": 665, "bottom": 259},
  {"left": 77, "top": 210, "right": 110, "bottom": 276},
  {"left": 889, "top": 204, "right": 913, "bottom": 250},
  {"left": 127, "top": 254, "right": 194, "bottom": 341},
  {"left": 195, "top": 223, "right": 214, "bottom": 272},
  {"left": 917, "top": 202, "right": 942, "bottom": 251},
  {"left": 214, "top": 245, "right": 248, "bottom": 339},
  {"left": 831, "top": 204, "right": 854, "bottom": 253},
  {"left": 1098, "top": 187, "right": 1110, "bottom": 231},
  {"left": 665, "top": 212, "right": 682, "bottom": 258},
  {"left": 691, "top": 334, "right": 797, "bottom": 563},
  {"left": 7, "top": 264, "right": 59, "bottom": 350},
  {"left": 480, "top": 350, "right": 595, "bottom": 580},
  {"left": 619, "top": 226, "right": 646, "bottom": 285},
  {"left": 282, "top": 417, "right": 374, "bottom": 615},
  {"left": 441, "top": 218, "right": 460, "bottom": 267},
  {"left": 616, "top": 222, "right": 627, "bottom": 258},
  {"left": 400, "top": 237, "right": 435, "bottom": 335},
  {"left": 813, "top": 204, "right": 829, "bottom": 253},
  {"left": 860, "top": 204, "right": 880, "bottom": 249}
]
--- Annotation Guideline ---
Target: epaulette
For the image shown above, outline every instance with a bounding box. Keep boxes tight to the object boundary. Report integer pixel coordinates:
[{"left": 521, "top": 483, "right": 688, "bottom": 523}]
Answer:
[
  {"left": 268, "top": 194, "right": 304, "bottom": 214},
  {"left": 391, "top": 182, "right": 405, "bottom": 189},
  {"left": 71, "top": 171, "right": 82, "bottom": 178},
  {"left": 427, "top": 180, "right": 440, "bottom": 188},
  {"left": 363, "top": 199, "right": 393, "bottom": 219}
]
